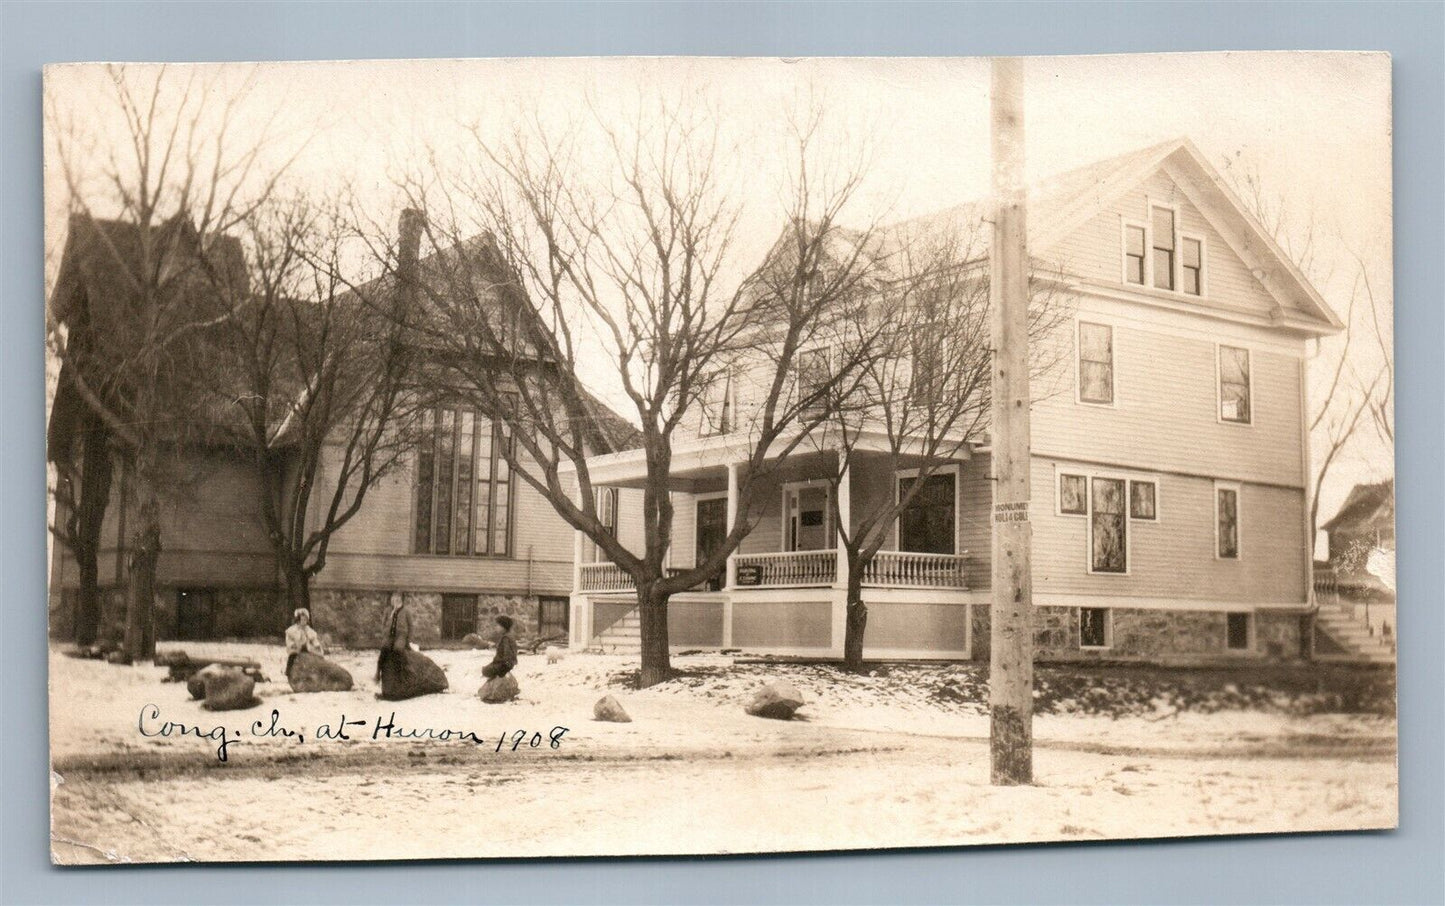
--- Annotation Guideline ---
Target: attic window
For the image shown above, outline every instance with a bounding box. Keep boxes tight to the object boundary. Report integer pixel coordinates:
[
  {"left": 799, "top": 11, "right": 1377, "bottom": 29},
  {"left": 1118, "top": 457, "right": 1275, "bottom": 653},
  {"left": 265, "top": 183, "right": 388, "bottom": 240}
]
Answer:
[
  {"left": 1182, "top": 237, "right": 1204, "bottom": 296},
  {"left": 1124, "top": 225, "right": 1146, "bottom": 285},
  {"left": 1151, "top": 206, "right": 1176, "bottom": 291}
]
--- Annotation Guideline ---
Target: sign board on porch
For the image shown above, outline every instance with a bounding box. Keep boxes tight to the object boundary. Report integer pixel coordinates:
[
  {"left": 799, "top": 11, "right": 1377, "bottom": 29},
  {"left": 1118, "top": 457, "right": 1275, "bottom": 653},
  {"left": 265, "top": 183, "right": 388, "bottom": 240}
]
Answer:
[
  {"left": 992, "top": 501, "right": 1031, "bottom": 524},
  {"left": 735, "top": 564, "right": 763, "bottom": 586}
]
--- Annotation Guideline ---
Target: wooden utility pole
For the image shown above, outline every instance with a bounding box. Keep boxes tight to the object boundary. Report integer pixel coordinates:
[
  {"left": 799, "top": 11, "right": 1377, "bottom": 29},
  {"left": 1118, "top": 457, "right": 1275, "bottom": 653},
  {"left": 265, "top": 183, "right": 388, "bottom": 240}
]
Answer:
[{"left": 987, "top": 56, "right": 1034, "bottom": 785}]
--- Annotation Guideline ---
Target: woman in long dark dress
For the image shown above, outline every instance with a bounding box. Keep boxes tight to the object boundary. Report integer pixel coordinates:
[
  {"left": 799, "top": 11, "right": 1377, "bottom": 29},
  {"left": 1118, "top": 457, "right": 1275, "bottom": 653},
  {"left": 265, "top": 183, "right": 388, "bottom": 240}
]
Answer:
[{"left": 483, "top": 615, "right": 518, "bottom": 679}]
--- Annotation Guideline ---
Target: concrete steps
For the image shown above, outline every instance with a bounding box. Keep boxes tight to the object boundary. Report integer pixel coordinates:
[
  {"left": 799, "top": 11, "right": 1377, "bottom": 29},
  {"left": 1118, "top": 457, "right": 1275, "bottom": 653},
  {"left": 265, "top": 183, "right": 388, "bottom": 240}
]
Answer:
[{"left": 1315, "top": 602, "right": 1395, "bottom": 664}]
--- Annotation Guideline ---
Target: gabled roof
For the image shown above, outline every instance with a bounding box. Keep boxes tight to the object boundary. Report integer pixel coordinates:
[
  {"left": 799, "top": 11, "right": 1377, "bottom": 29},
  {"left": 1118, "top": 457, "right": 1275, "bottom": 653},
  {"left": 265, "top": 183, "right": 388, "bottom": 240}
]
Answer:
[
  {"left": 825, "top": 138, "right": 1345, "bottom": 336},
  {"left": 1321, "top": 479, "right": 1395, "bottom": 534}
]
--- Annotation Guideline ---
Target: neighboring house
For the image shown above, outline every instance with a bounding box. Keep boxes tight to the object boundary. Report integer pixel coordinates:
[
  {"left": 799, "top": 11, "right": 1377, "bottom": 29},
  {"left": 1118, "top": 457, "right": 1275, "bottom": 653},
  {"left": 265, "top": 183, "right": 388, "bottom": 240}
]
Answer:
[
  {"left": 1320, "top": 479, "right": 1396, "bottom": 599},
  {"left": 47, "top": 216, "right": 637, "bottom": 649},
  {"left": 568, "top": 138, "right": 1344, "bottom": 665}
]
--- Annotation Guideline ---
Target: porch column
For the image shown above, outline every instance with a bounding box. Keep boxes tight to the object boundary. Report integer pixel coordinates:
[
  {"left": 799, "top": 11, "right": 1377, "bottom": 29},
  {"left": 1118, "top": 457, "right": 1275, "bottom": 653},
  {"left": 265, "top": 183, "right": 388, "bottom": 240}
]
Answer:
[
  {"left": 572, "top": 481, "right": 585, "bottom": 593},
  {"left": 723, "top": 462, "right": 740, "bottom": 649},
  {"left": 835, "top": 459, "right": 851, "bottom": 587},
  {"left": 725, "top": 462, "right": 740, "bottom": 589}
]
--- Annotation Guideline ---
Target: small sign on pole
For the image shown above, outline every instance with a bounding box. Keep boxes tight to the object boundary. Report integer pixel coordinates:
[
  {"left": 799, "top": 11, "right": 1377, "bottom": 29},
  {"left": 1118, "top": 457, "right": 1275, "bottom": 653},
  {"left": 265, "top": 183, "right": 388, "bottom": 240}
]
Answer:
[{"left": 992, "top": 501, "right": 1031, "bottom": 524}]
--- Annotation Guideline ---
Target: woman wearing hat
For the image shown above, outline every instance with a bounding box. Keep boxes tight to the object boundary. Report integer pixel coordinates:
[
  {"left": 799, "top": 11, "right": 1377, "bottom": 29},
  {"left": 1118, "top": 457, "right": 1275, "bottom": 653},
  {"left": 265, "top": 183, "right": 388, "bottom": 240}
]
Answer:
[{"left": 284, "top": 607, "right": 325, "bottom": 676}]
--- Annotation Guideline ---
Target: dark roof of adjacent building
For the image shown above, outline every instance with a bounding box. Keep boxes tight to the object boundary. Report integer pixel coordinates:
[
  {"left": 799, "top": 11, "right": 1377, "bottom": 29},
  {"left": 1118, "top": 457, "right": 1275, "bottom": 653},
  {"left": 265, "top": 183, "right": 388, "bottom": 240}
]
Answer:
[{"left": 1321, "top": 479, "right": 1395, "bottom": 535}]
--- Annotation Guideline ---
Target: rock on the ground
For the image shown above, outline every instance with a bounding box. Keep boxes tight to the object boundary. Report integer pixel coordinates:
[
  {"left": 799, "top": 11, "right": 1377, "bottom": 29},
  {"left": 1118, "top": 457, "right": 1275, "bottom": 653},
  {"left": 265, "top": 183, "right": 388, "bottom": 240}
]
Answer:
[
  {"left": 478, "top": 672, "right": 520, "bottom": 704},
  {"left": 745, "top": 681, "right": 806, "bottom": 720},
  {"left": 287, "top": 651, "right": 354, "bottom": 693},
  {"left": 198, "top": 665, "right": 259, "bottom": 711},
  {"left": 462, "top": 633, "right": 486, "bottom": 650},
  {"left": 593, "top": 694, "right": 632, "bottom": 722},
  {"left": 378, "top": 649, "right": 448, "bottom": 701}
]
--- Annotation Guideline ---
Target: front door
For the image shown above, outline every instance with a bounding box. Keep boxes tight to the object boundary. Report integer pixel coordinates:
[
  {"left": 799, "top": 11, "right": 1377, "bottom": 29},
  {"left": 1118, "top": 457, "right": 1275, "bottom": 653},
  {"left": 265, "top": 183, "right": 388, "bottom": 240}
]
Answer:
[
  {"left": 785, "top": 484, "right": 831, "bottom": 551},
  {"left": 695, "top": 497, "right": 728, "bottom": 591}
]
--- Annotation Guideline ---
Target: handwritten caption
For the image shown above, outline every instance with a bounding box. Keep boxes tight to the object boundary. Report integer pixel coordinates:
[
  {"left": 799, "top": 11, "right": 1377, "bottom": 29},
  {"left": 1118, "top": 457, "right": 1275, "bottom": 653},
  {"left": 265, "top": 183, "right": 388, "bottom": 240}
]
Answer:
[{"left": 138, "top": 704, "right": 569, "bottom": 763}]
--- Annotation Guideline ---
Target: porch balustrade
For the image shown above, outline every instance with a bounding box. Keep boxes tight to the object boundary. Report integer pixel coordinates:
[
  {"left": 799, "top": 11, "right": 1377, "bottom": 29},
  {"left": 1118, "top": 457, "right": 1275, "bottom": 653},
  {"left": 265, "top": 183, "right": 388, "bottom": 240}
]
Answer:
[
  {"left": 577, "top": 549, "right": 969, "bottom": 593},
  {"left": 733, "top": 549, "right": 837, "bottom": 587},
  {"left": 862, "top": 550, "right": 969, "bottom": 589}
]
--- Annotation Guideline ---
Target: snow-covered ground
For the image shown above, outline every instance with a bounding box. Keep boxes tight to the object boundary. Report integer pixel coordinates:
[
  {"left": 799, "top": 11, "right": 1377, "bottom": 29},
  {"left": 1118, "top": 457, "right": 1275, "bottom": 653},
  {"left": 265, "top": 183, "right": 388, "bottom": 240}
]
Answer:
[{"left": 48, "top": 644, "right": 1398, "bottom": 863}]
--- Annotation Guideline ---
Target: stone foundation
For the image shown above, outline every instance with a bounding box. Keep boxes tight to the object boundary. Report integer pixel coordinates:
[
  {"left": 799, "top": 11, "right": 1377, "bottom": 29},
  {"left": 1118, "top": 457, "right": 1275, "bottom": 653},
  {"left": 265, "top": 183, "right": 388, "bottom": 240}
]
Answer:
[{"left": 970, "top": 604, "right": 1306, "bottom": 665}]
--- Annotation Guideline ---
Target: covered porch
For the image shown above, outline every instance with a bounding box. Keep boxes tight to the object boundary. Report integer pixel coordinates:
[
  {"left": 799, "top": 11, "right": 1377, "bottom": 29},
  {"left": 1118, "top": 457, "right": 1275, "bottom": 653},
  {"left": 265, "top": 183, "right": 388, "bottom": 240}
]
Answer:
[{"left": 566, "top": 439, "right": 985, "bottom": 660}]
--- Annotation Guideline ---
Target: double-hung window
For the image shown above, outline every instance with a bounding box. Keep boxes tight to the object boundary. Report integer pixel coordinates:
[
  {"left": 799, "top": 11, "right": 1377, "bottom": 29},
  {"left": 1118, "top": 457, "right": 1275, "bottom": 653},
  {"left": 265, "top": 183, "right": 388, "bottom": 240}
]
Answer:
[
  {"left": 1124, "top": 225, "right": 1147, "bottom": 286},
  {"left": 1182, "top": 237, "right": 1204, "bottom": 296},
  {"left": 796, "top": 346, "right": 832, "bottom": 419},
  {"left": 1123, "top": 206, "right": 1204, "bottom": 295},
  {"left": 1077, "top": 321, "right": 1114, "bottom": 405},
  {"left": 699, "top": 370, "right": 733, "bottom": 436},
  {"left": 1151, "top": 206, "right": 1176, "bottom": 291},
  {"left": 1218, "top": 345, "right": 1252, "bottom": 424}
]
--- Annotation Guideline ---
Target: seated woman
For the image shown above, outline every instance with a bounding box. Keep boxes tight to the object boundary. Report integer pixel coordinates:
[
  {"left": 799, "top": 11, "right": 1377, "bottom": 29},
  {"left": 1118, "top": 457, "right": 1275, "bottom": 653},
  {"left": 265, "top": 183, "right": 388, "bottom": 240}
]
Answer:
[
  {"left": 375, "top": 596, "right": 447, "bottom": 700},
  {"left": 284, "top": 608, "right": 352, "bottom": 692},
  {"left": 478, "top": 615, "right": 520, "bottom": 703},
  {"left": 483, "top": 615, "right": 519, "bottom": 679}
]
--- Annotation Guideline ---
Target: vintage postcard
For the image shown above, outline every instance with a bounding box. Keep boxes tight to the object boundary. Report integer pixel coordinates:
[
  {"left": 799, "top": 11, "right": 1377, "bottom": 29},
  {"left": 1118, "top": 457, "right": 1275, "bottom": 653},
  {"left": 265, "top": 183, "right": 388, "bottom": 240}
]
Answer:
[{"left": 45, "top": 53, "right": 1396, "bottom": 863}]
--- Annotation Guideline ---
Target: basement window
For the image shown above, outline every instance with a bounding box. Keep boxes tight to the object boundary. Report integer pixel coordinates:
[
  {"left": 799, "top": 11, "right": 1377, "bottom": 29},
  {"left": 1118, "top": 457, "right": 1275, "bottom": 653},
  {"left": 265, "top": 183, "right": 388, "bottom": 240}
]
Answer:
[
  {"left": 1226, "top": 612, "right": 1252, "bottom": 651},
  {"left": 1080, "top": 607, "right": 1112, "bottom": 649}
]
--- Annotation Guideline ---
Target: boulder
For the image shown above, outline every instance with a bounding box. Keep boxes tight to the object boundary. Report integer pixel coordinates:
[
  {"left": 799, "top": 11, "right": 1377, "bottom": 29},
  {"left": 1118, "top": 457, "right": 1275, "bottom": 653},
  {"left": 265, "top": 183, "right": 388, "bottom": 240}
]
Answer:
[
  {"left": 198, "top": 665, "right": 259, "bottom": 711},
  {"left": 287, "top": 651, "right": 354, "bottom": 693},
  {"left": 462, "top": 633, "right": 487, "bottom": 650},
  {"left": 378, "top": 648, "right": 448, "bottom": 701},
  {"left": 478, "top": 672, "right": 520, "bottom": 704},
  {"left": 744, "top": 681, "right": 805, "bottom": 720},
  {"left": 104, "top": 649, "right": 133, "bottom": 665},
  {"left": 593, "top": 694, "right": 631, "bottom": 723}
]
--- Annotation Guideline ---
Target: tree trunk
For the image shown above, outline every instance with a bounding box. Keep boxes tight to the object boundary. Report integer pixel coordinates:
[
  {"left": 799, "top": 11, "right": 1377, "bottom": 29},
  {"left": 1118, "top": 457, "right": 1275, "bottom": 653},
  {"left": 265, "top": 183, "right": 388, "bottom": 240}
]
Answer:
[
  {"left": 75, "top": 557, "right": 103, "bottom": 646},
  {"left": 281, "top": 555, "right": 312, "bottom": 616},
  {"left": 637, "top": 581, "right": 672, "bottom": 688},
  {"left": 842, "top": 561, "right": 867, "bottom": 672},
  {"left": 72, "top": 414, "right": 113, "bottom": 646},
  {"left": 123, "top": 456, "right": 161, "bottom": 662}
]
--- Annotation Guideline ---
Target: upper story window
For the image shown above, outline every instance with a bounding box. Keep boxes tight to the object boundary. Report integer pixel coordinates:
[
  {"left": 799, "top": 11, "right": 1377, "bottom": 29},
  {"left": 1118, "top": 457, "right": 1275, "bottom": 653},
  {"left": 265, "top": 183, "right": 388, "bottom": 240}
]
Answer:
[
  {"left": 414, "top": 405, "right": 513, "bottom": 557},
  {"left": 1077, "top": 321, "right": 1114, "bottom": 405},
  {"left": 1122, "top": 206, "right": 1205, "bottom": 296},
  {"left": 796, "top": 346, "right": 832, "bottom": 418},
  {"left": 586, "top": 485, "right": 619, "bottom": 562},
  {"left": 699, "top": 370, "right": 733, "bottom": 436},
  {"left": 1181, "top": 237, "right": 1204, "bottom": 296},
  {"left": 1124, "top": 225, "right": 1146, "bottom": 286},
  {"left": 1151, "top": 206, "right": 1176, "bottom": 291},
  {"left": 1218, "top": 345, "right": 1252, "bottom": 424}
]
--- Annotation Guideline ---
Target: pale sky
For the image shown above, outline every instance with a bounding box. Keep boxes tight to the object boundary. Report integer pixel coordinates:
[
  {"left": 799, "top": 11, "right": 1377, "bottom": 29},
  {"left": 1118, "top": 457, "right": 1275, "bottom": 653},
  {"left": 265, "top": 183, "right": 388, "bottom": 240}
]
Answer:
[{"left": 45, "top": 53, "right": 1393, "bottom": 532}]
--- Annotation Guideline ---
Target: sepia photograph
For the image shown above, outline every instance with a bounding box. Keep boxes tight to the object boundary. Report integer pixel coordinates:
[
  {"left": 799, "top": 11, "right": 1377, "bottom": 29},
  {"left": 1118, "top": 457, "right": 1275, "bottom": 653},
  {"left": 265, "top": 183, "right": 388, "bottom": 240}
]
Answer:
[{"left": 43, "top": 52, "right": 1397, "bottom": 864}]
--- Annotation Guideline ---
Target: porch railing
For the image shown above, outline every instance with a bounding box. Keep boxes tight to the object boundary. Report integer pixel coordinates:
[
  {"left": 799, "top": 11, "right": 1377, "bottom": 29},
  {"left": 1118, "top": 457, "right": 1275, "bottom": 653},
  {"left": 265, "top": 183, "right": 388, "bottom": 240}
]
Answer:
[
  {"left": 576, "top": 563, "right": 696, "bottom": 594},
  {"left": 577, "top": 562, "right": 635, "bottom": 593},
  {"left": 734, "top": 549, "right": 837, "bottom": 587},
  {"left": 579, "top": 550, "right": 969, "bottom": 592},
  {"left": 862, "top": 550, "right": 969, "bottom": 589}
]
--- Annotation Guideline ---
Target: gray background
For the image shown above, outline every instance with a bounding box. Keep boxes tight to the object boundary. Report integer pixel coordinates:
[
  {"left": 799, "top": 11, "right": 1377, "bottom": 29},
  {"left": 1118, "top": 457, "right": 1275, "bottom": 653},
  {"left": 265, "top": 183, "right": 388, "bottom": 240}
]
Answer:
[{"left": 2, "top": 2, "right": 1440, "bottom": 903}]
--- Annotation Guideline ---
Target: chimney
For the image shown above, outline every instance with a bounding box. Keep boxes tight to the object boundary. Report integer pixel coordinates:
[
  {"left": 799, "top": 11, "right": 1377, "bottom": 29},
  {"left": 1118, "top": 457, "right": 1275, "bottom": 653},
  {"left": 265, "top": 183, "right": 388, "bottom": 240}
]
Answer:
[{"left": 398, "top": 208, "right": 424, "bottom": 278}]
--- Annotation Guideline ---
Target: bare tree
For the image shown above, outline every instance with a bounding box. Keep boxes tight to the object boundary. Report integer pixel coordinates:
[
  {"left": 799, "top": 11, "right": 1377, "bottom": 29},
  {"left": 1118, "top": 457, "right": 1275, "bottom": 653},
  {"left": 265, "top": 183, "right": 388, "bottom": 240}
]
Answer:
[
  {"left": 207, "top": 196, "right": 420, "bottom": 616},
  {"left": 806, "top": 219, "right": 1072, "bottom": 670},
  {"left": 1221, "top": 154, "right": 1389, "bottom": 540},
  {"left": 387, "top": 100, "right": 891, "bottom": 686},
  {"left": 46, "top": 64, "right": 301, "bottom": 660}
]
